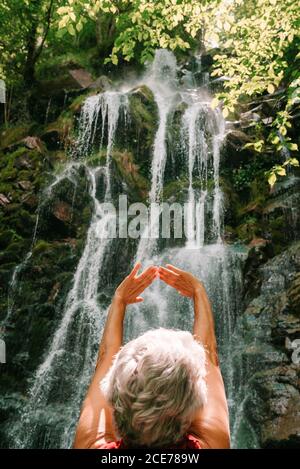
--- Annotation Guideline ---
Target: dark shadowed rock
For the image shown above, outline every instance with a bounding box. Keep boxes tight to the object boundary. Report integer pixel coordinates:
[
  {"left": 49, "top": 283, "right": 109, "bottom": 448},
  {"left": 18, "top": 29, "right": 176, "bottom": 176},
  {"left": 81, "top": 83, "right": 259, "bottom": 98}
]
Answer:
[
  {"left": 18, "top": 180, "right": 32, "bottom": 191},
  {"left": 234, "top": 242, "right": 300, "bottom": 448},
  {"left": 69, "top": 69, "right": 93, "bottom": 89},
  {"left": 0, "top": 193, "right": 10, "bottom": 207}
]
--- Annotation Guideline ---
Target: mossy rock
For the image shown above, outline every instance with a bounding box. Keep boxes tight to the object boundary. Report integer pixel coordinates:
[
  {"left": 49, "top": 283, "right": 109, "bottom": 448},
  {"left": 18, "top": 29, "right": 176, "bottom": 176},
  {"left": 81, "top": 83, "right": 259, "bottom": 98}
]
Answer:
[
  {"left": 129, "top": 86, "right": 157, "bottom": 131},
  {"left": 68, "top": 92, "right": 95, "bottom": 113},
  {"left": 86, "top": 151, "right": 106, "bottom": 167},
  {"left": 0, "top": 262, "right": 17, "bottom": 287},
  {"left": 5, "top": 239, "right": 29, "bottom": 255},
  {"left": 236, "top": 218, "right": 263, "bottom": 243},
  {"left": 32, "top": 240, "right": 53, "bottom": 255},
  {"left": 163, "top": 178, "right": 189, "bottom": 202},
  {"left": 0, "top": 148, "right": 43, "bottom": 190},
  {"left": 40, "top": 114, "right": 74, "bottom": 150},
  {"left": 5, "top": 208, "right": 36, "bottom": 237},
  {"left": 0, "top": 230, "right": 22, "bottom": 249},
  {"left": 112, "top": 150, "right": 149, "bottom": 200},
  {"left": 0, "top": 125, "right": 32, "bottom": 151}
]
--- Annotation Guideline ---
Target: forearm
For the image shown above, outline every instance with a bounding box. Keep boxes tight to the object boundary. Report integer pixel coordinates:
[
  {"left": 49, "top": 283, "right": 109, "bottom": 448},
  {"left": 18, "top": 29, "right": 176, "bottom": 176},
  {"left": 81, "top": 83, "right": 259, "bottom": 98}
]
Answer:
[
  {"left": 193, "top": 285, "right": 218, "bottom": 366},
  {"left": 190, "top": 286, "right": 230, "bottom": 447},
  {"left": 96, "top": 295, "right": 126, "bottom": 367},
  {"left": 74, "top": 295, "right": 125, "bottom": 448}
]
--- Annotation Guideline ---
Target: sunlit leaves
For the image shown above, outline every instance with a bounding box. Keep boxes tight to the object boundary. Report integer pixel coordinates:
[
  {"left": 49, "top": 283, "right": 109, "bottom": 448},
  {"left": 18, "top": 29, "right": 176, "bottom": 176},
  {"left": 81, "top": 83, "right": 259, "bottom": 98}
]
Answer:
[
  {"left": 244, "top": 140, "right": 265, "bottom": 153},
  {"left": 56, "top": 0, "right": 222, "bottom": 64},
  {"left": 210, "top": 0, "right": 300, "bottom": 186},
  {"left": 267, "top": 83, "right": 275, "bottom": 94},
  {"left": 267, "top": 158, "right": 299, "bottom": 187}
]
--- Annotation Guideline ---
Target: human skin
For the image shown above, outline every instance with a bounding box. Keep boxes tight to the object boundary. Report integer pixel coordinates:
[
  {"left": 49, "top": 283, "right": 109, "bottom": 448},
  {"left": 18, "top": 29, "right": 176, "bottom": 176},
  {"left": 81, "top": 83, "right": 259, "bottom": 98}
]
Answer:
[{"left": 74, "top": 263, "right": 230, "bottom": 449}]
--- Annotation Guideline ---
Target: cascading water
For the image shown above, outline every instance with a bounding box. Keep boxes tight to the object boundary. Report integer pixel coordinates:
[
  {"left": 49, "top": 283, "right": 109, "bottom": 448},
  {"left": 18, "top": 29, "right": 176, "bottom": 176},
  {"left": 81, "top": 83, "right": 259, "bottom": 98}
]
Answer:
[
  {"left": 77, "top": 91, "right": 129, "bottom": 199},
  {"left": 8, "top": 49, "right": 247, "bottom": 448},
  {"left": 10, "top": 92, "right": 128, "bottom": 449},
  {"left": 181, "top": 98, "right": 224, "bottom": 247},
  {"left": 136, "top": 50, "right": 179, "bottom": 262}
]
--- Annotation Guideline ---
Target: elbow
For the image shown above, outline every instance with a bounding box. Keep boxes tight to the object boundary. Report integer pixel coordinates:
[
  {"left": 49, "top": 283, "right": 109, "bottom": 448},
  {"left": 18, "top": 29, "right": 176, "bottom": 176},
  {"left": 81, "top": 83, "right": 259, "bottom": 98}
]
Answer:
[{"left": 216, "top": 430, "right": 231, "bottom": 449}]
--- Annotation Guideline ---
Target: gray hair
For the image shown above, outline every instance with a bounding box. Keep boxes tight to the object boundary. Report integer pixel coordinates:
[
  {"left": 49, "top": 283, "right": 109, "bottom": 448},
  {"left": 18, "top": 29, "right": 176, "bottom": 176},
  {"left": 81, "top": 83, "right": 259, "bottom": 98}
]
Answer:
[{"left": 100, "top": 328, "right": 207, "bottom": 447}]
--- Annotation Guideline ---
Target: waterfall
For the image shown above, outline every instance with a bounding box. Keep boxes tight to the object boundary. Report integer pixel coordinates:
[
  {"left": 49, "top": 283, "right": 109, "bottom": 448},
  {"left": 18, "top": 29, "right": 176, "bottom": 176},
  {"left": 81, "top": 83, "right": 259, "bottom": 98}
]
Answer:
[
  {"left": 136, "top": 50, "right": 179, "bottom": 261},
  {"left": 77, "top": 91, "right": 129, "bottom": 199},
  {"left": 10, "top": 91, "right": 127, "bottom": 449},
  {"left": 147, "top": 50, "right": 177, "bottom": 203},
  {"left": 8, "top": 49, "right": 246, "bottom": 448}
]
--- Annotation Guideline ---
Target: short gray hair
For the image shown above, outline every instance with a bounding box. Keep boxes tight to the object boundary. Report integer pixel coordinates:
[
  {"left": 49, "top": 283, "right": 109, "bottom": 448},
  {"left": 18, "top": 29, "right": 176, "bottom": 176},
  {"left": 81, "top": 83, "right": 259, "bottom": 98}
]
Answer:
[{"left": 100, "top": 328, "right": 207, "bottom": 447}]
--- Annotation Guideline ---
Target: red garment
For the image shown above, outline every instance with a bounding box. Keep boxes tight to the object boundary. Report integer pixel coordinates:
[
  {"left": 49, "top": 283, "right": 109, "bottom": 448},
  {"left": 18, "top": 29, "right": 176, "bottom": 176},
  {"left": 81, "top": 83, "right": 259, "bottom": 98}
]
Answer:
[{"left": 98, "top": 434, "right": 201, "bottom": 449}]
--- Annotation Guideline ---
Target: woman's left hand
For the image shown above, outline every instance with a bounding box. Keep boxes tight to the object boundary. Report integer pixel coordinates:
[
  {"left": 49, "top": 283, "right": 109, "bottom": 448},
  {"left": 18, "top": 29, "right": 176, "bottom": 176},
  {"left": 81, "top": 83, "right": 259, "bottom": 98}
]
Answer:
[{"left": 114, "top": 262, "right": 158, "bottom": 305}]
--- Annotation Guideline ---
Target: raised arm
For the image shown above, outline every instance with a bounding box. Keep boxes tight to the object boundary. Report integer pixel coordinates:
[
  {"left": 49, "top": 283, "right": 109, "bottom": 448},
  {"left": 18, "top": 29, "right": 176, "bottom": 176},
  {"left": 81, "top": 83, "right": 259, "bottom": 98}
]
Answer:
[
  {"left": 74, "top": 263, "right": 158, "bottom": 449},
  {"left": 158, "top": 264, "right": 230, "bottom": 449}
]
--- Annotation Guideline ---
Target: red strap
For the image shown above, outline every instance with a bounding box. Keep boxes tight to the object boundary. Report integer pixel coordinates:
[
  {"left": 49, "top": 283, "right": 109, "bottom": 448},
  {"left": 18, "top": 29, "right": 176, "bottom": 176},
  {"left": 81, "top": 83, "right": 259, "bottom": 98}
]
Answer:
[{"left": 98, "top": 434, "right": 201, "bottom": 449}]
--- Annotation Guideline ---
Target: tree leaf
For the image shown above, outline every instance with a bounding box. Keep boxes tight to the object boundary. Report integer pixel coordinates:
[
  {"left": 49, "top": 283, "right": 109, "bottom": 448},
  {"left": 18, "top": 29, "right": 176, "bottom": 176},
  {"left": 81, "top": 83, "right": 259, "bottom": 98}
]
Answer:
[
  {"left": 222, "top": 107, "right": 229, "bottom": 118},
  {"left": 276, "top": 167, "right": 286, "bottom": 176},
  {"left": 211, "top": 97, "right": 219, "bottom": 109},
  {"left": 268, "top": 173, "right": 277, "bottom": 186},
  {"left": 67, "top": 24, "right": 75, "bottom": 36}
]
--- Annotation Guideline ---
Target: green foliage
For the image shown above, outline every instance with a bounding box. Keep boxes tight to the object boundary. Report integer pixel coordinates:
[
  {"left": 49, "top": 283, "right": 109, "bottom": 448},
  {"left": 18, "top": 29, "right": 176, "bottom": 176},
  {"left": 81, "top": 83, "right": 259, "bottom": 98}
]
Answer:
[
  {"left": 266, "top": 157, "right": 299, "bottom": 187},
  {"left": 210, "top": 0, "right": 300, "bottom": 184},
  {"left": 0, "top": 0, "right": 58, "bottom": 83},
  {"left": 55, "top": 0, "right": 221, "bottom": 64},
  {"left": 1, "top": 0, "right": 299, "bottom": 187}
]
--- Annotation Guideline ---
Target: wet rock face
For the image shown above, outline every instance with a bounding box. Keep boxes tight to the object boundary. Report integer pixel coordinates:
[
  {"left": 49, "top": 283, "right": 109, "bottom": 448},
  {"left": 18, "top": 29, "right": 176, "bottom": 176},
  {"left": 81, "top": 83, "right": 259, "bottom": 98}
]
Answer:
[
  {"left": 0, "top": 142, "right": 93, "bottom": 448},
  {"left": 235, "top": 242, "right": 300, "bottom": 448}
]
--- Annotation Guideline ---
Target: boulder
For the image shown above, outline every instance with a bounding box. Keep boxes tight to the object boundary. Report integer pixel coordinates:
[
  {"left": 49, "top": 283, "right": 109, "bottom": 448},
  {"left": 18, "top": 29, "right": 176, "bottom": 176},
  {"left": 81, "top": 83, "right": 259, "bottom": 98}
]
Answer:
[
  {"left": 89, "top": 75, "right": 112, "bottom": 91},
  {"left": 68, "top": 69, "right": 93, "bottom": 89},
  {"left": 0, "top": 194, "right": 10, "bottom": 207},
  {"left": 18, "top": 180, "right": 32, "bottom": 191},
  {"left": 52, "top": 201, "right": 72, "bottom": 223},
  {"left": 235, "top": 242, "right": 300, "bottom": 448}
]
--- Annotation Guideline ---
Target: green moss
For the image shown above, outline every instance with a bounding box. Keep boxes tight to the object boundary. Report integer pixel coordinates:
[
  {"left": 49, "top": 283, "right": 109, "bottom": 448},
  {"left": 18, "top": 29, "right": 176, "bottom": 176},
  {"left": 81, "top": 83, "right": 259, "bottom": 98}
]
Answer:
[
  {"left": 86, "top": 150, "right": 106, "bottom": 167},
  {"left": 113, "top": 150, "right": 149, "bottom": 199},
  {"left": 0, "top": 147, "right": 42, "bottom": 186},
  {"left": 0, "top": 230, "right": 22, "bottom": 249},
  {"left": 82, "top": 206, "right": 92, "bottom": 224},
  {"left": 69, "top": 92, "right": 95, "bottom": 113},
  {"left": 129, "top": 93, "right": 156, "bottom": 131},
  {"left": 163, "top": 178, "right": 189, "bottom": 201},
  {"left": 0, "top": 125, "right": 31, "bottom": 150},
  {"left": 32, "top": 240, "right": 53, "bottom": 255},
  {"left": 236, "top": 217, "right": 262, "bottom": 243},
  {"left": 43, "top": 113, "right": 74, "bottom": 136},
  {"left": 37, "top": 49, "right": 96, "bottom": 81},
  {"left": 0, "top": 182, "right": 13, "bottom": 194}
]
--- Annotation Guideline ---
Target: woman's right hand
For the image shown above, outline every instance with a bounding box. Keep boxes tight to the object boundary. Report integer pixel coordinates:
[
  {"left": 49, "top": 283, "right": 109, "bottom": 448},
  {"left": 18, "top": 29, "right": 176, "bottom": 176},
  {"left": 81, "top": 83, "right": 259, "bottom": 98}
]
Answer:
[
  {"left": 115, "top": 262, "right": 158, "bottom": 305},
  {"left": 158, "top": 264, "right": 203, "bottom": 298}
]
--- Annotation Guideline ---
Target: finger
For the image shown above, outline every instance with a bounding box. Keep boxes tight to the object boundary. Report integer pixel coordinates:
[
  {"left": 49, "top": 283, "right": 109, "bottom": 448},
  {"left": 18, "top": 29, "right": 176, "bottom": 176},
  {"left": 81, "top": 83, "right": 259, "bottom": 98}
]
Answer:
[
  {"left": 158, "top": 272, "right": 177, "bottom": 288},
  {"left": 131, "top": 272, "right": 157, "bottom": 295},
  {"left": 165, "top": 264, "right": 183, "bottom": 274},
  {"left": 159, "top": 268, "right": 180, "bottom": 280},
  {"left": 129, "top": 262, "right": 141, "bottom": 278},
  {"left": 137, "top": 265, "right": 158, "bottom": 281},
  {"left": 159, "top": 266, "right": 179, "bottom": 278},
  {"left": 178, "top": 289, "right": 190, "bottom": 297},
  {"left": 129, "top": 296, "right": 144, "bottom": 304},
  {"left": 138, "top": 273, "right": 157, "bottom": 290},
  {"left": 158, "top": 273, "right": 179, "bottom": 287}
]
